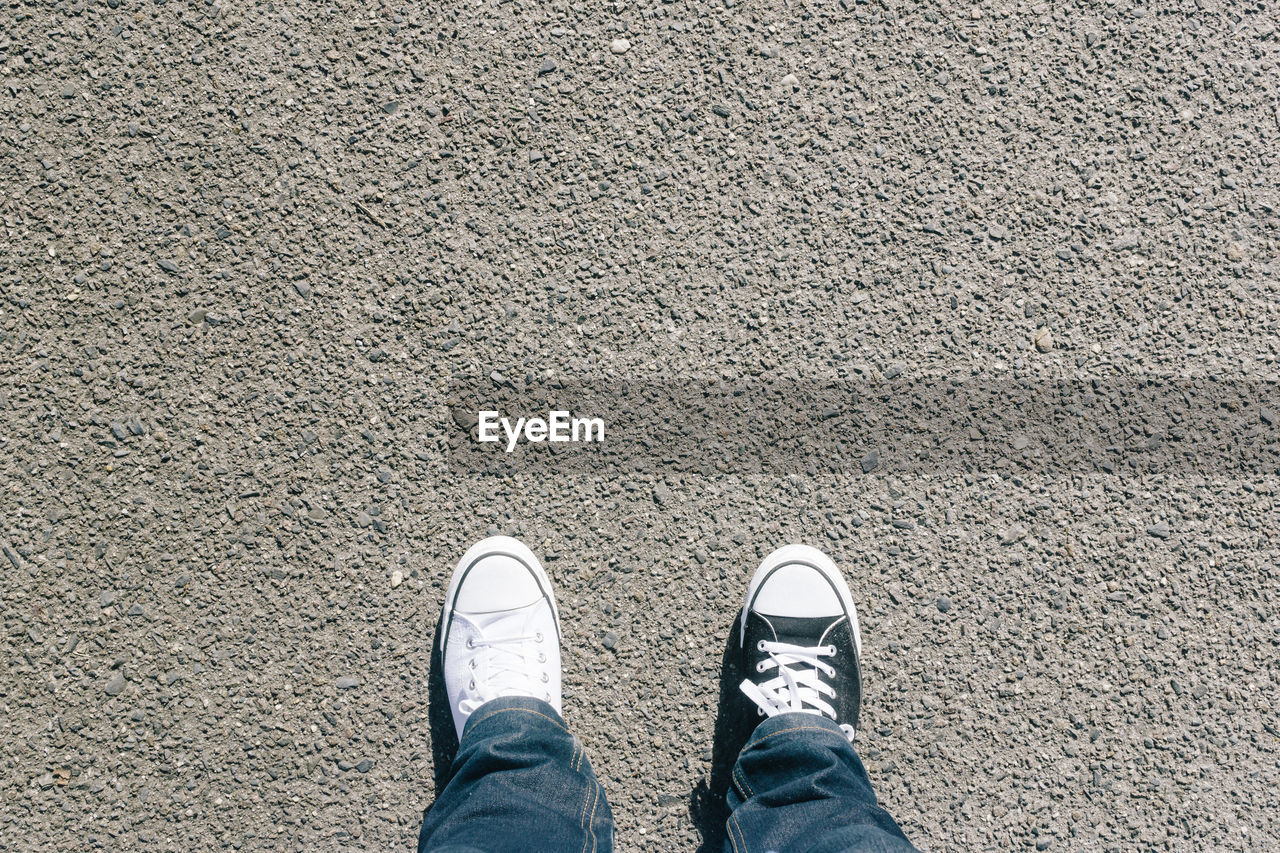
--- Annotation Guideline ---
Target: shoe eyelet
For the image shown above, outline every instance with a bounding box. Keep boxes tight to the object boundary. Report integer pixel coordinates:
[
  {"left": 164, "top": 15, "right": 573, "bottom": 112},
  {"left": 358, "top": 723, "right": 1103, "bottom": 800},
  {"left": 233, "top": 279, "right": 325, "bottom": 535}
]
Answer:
[
  {"left": 756, "top": 662, "right": 767, "bottom": 672},
  {"left": 537, "top": 652, "right": 546, "bottom": 663},
  {"left": 757, "top": 708, "right": 764, "bottom": 717},
  {"left": 466, "top": 638, "right": 474, "bottom": 649},
  {"left": 756, "top": 640, "right": 766, "bottom": 651},
  {"left": 536, "top": 631, "right": 544, "bottom": 642},
  {"left": 469, "top": 660, "right": 477, "bottom": 669},
  {"left": 469, "top": 680, "right": 475, "bottom": 690},
  {"left": 826, "top": 645, "right": 836, "bottom": 656},
  {"left": 541, "top": 672, "right": 549, "bottom": 683}
]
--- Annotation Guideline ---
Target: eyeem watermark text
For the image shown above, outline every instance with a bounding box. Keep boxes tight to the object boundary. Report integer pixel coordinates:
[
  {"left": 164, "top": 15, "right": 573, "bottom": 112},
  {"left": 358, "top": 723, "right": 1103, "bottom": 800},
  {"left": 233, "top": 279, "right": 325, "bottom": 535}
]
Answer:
[{"left": 477, "top": 411, "right": 606, "bottom": 452}]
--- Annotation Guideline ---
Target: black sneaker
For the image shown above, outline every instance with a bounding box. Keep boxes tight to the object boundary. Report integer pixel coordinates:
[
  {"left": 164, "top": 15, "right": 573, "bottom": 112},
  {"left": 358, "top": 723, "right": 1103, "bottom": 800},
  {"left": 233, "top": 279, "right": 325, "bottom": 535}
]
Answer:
[{"left": 738, "top": 544, "right": 863, "bottom": 739}]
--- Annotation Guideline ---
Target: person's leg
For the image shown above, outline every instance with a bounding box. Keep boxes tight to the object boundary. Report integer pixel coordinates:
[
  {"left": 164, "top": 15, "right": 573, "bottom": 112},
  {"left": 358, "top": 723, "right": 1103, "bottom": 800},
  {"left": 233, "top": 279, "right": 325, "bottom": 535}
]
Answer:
[
  {"left": 418, "top": 695, "right": 612, "bottom": 853},
  {"left": 418, "top": 537, "right": 613, "bottom": 853},
  {"left": 726, "top": 713, "right": 915, "bottom": 853},
  {"left": 724, "top": 544, "right": 917, "bottom": 853}
]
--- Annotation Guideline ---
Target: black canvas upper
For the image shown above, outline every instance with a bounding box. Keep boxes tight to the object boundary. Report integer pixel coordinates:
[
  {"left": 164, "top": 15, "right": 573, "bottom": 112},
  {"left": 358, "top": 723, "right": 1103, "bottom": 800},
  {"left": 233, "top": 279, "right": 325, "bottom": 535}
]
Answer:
[{"left": 739, "top": 609, "right": 862, "bottom": 734}]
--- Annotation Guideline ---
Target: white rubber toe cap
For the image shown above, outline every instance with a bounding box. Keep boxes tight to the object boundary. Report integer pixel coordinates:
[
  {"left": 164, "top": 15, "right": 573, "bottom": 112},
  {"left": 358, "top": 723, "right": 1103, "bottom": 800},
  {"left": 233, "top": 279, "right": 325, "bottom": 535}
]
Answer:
[
  {"left": 448, "top": 536, "right": 557, "bottom": 612},
  {"left": 742, "top": 544, "right": 861, "bottom": 656},
  {"left": 748, "top": 544, "right": 846, "bottom": 617},
  {"left": 443, "top": 537, "right": 560, "bottom": 649},
  {"left": 751, "top": 560, "right": 844, "bottom": 617},
  {"left": 453, "top": 553, "right": 543, "bottom": 613}
]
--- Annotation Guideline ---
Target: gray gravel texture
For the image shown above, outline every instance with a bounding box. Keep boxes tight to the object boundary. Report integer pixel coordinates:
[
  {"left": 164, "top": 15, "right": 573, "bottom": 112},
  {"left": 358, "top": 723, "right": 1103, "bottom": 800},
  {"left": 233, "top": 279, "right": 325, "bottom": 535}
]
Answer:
[{"left": 2, "top": 0, "right": 1279, "bottom": 851}]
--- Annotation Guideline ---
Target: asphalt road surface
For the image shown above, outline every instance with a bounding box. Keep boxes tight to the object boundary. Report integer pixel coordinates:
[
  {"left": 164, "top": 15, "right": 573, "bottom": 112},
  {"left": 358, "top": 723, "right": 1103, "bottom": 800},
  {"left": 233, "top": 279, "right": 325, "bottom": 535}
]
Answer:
[{"left": 1, "top": 0, "right": 1277, "bottom": 850}]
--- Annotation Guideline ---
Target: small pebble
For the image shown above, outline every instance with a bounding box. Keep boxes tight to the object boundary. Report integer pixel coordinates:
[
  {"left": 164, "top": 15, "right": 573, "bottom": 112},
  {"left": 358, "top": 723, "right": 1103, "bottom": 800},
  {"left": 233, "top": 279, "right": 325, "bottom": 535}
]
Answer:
[
  {"left": 936, "top": 597, "right": 952, "bottom": 613},
  {"left": 335, "top": 676, "right": 360, "bottom": 689},
  {"left": 1034, "top": 328, "right": 1053, "bottom": 352},
  {"left": 390, "top": 570, "right": 404, "bottom": 589},
  {"left": 609, "top": 38, "right": 630, "bottom": 54}
]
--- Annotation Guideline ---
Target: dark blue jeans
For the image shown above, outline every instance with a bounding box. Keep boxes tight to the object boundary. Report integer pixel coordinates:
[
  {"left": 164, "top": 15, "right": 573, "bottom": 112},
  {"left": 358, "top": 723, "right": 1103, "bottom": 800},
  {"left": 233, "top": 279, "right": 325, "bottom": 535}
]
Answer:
[{"left": 418, "top": 696, "right": 917, "bottom": 853}]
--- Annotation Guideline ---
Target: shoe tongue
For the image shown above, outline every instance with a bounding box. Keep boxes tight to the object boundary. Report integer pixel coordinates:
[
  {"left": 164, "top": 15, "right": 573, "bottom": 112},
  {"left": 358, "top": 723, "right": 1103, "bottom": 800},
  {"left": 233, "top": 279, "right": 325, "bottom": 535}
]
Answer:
[{"left": 757, "top": 612, "right": 841, "bottom": 647}]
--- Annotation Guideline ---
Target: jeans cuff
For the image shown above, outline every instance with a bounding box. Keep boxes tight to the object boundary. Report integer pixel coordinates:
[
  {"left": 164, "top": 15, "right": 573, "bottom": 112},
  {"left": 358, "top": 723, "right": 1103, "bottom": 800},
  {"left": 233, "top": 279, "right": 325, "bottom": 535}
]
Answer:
[
  {"left": 747, "top": 711, "right": 848, "bottom": 746},
  {"left": 459, "top": 695, "right": 568, "bottom": 743}
]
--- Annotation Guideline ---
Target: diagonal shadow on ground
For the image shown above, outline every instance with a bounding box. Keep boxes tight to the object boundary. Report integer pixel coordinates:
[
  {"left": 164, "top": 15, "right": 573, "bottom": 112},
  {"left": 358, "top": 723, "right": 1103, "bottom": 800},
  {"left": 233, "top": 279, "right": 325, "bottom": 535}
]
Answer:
[
  {"left": 427, "top": 613, "right": 460, "bottom": 798},
  {"left": 690, "top": 613, "right": 755, "bottom": 853}
]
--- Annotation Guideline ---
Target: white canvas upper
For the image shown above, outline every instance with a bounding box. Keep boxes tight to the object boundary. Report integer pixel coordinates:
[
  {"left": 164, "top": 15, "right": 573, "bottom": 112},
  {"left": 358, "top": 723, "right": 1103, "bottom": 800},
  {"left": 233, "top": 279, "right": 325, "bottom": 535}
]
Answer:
[{"left": 441, "top": 537, "right": 562, "bottom": 739}]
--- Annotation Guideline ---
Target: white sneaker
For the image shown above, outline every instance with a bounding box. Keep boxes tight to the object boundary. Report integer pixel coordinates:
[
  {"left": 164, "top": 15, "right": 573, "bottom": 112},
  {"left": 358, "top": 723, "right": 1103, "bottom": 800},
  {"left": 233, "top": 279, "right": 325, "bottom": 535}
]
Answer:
[{"left": 441, "top": 536, "right": 562, "bottom": 740}]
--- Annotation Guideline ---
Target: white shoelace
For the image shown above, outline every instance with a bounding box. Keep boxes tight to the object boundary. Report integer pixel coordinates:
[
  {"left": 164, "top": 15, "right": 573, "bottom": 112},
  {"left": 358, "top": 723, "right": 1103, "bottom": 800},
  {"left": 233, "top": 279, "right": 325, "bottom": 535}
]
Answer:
[
  {"left": 740, "top": 639, "right": 856, "bottom": 741},
  {"left": 457, "top": 632, "right": 548, "bottom": 715}
]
